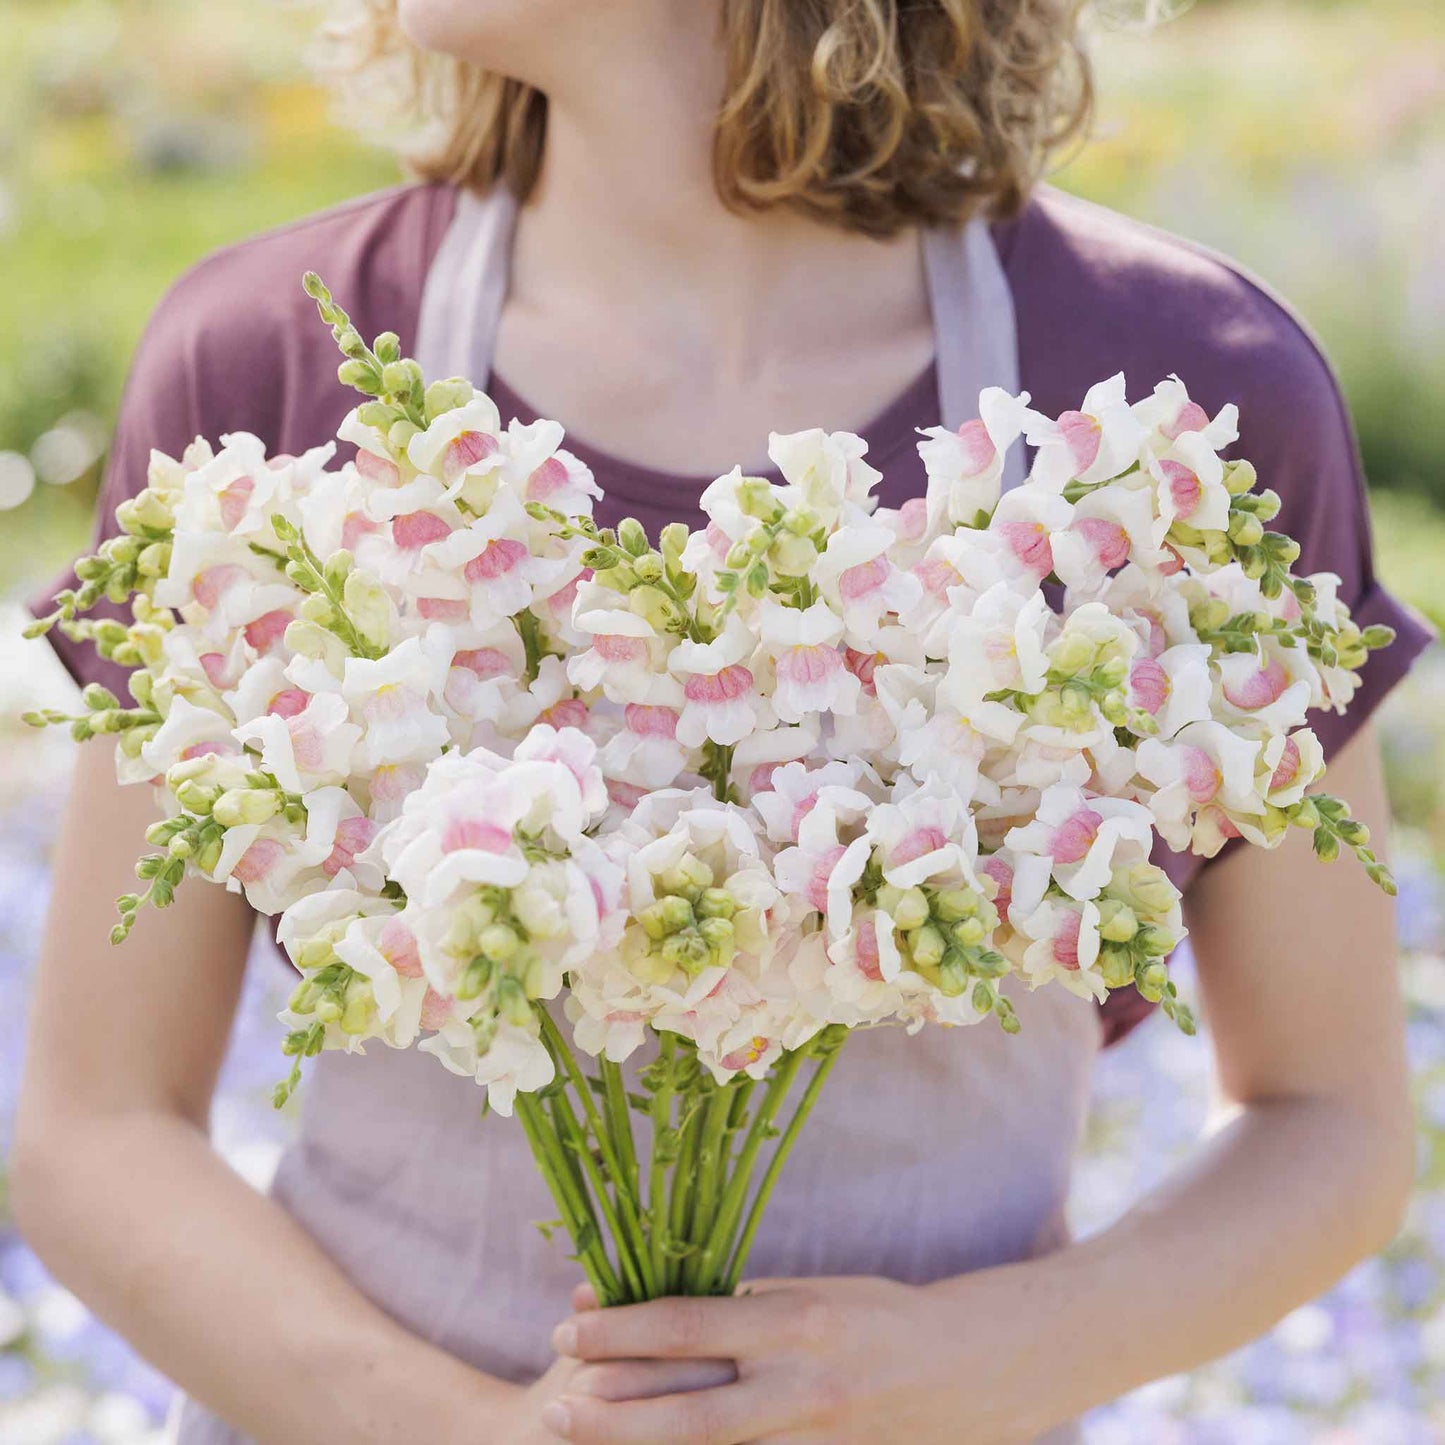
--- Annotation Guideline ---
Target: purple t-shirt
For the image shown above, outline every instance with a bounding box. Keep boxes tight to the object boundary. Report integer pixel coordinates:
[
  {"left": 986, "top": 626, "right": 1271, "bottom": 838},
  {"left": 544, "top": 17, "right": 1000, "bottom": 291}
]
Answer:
[{"left": 35, "top": 181, "right": 1433, "bottom": 1047}]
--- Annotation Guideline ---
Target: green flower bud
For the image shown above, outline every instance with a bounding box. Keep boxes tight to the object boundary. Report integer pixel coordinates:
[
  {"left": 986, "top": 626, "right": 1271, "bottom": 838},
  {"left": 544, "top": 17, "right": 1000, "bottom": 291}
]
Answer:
[
  {"left": 1096, "top": 898, "right": 1139, "bottom": 943},
  {"left": 698, "top": 916, "right": 735, "bottom": 949},
  {"left": 338, "top": 358, "right": 382, "bottom": 392},
  {"left": 737, "top": 478, "right": 784, "bottom": 522},
  {"left": 381, "top": 359, "right": 423, "bottom": 397},
  {"left": 933, "top": 888, "right": 980, "bottom": 922},
  {"left": 910, "top": 924, "right": 946, "bottom": 969},
  {"left": 1361, "top": 624, "right": 1396, "bottom": 651},
  {"left": 1098, "top": 946, "right": 1134, "bottom": 990},
  {"left": 1313, "top": 827, "right": 1341, "bottom": 863},
  {"left": 175, "top": 780, "right": 221, "bottom": 815},
  {"left": 340, "top": 982, "right": 377, "bottom": 1036},
  {"left": 951, "top": 917, "right": 987, "bottom": 948},
  {"left": 618, "top": 518, "right": 650, "bottom": 557},
  {"left": 300, "top": 594, "right": 336, "bottom": 626},
  {"left": 1228, "top": 512, "right": 1265, "bottom": 547},
  {"left": 314, "top": 995, "right": 344, "bottom": 1025},
  {"left": 661, "top": 930, "right": 710, "bottom": 973},
  {"left": 696, "top": 888, "right": 737, "bottom": 920},
  {"left": 936, "top": 957, "right": 969, "bottom": 997},
  {"left": 1223, "top": 459, "right": 1258, "bottom": 495},
  {"left": 769, "top": 532, "right": 818, "bottom": 577},
  {"left": 1136, "top": 961, "right": 1170, "bottom": 1001},
  {"left": 388, "top": 419, "right": 421, "bottom": 455},
  {"left": 660, "top": 522, "right": 690, "bottom": 562},
  {"left": 284, "top": 619, "right": 335, "bottom": 659},
  {"left": 424, "top": 377, "right": 474, "bottom": 418},
  {"left": 478, "top": 923, "right": 522, "bottom": 962},
  {"left": 1050, "top": 632, "right": 1096, "bottom": 676},
  {"left": 138, "top": 541, "right": 171, "bottom": 578},
  {"left": 195, "top": 837, "right": 224, "bottom": 874},
  {"left": 892, "top": 887, "right": 930, "bottom": 931},
  {"left": 633, "top": 553, "right": 664, "bottom": 583}
]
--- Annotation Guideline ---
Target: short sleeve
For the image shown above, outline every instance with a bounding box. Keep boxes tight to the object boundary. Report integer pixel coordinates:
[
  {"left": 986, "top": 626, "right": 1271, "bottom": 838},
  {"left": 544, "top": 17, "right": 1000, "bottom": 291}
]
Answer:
[{"left": 27, "top": 289, "right": 204, "bottom": 700}]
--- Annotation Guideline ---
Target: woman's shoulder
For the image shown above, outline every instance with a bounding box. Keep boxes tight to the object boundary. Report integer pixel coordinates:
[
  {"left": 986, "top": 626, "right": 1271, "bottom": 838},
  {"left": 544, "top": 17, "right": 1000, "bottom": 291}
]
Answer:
[
  {"left": 124, "top": 182, "right": 458, "bottom": 456},
  {"left": 999, "top": 185, "right": 1346, "bottom": 453}
]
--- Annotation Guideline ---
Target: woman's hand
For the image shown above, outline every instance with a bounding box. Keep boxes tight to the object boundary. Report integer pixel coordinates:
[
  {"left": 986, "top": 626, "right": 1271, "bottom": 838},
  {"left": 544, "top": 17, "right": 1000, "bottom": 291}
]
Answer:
[{"left": 540, "top": 1273, "right": 1048, "bottom": 1444}]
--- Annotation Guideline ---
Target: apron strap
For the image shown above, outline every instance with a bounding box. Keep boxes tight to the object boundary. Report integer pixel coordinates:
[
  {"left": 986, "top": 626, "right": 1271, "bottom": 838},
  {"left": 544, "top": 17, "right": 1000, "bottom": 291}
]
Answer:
[
  {"left": 415, "top": 185, "right": 518, "bottom": 384},
  {"left": 922, "top": 220, "right": 1027, "bottom": 492},
  {"left": 417, "top": 186, "right": 1024, "bottom": 492}
]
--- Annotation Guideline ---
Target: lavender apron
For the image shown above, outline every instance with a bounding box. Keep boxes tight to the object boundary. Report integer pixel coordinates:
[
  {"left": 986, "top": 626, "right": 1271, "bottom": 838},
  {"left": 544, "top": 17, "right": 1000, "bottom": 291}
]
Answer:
[{"left": 175, "top": 189, "right": 1097, "bottom": 1445}]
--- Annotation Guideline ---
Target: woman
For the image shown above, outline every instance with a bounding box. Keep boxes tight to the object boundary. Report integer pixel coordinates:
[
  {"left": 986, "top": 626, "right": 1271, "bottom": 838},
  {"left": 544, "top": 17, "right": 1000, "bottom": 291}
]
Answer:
[{"left": 13, "top": 2, "right": 1431, "bottom": 1442}]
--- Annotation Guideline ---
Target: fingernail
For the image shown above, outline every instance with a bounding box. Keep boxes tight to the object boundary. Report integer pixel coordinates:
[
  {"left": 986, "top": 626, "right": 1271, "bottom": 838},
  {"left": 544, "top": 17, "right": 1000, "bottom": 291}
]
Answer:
[
  {"left": 541, "top": 1400, "right": 574, "bottom": 1437},
  {"left": 552, "top": 1320, "right": 580, "bottom": 1355}
]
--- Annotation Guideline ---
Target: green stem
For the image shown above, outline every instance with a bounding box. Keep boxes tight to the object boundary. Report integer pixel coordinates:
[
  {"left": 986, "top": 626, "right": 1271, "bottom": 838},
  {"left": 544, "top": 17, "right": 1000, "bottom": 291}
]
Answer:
[
  {"left": 647, "top": 1033, "right": 677, "bottom": 1289},
  {"left": 722, "top": 1029, "right": 847, "bottom": 1294},
  {"left": 538, "top": 1012, "right": 654, "bottom": 1296},
  {"left": 547, "top": 1072, "right": 647, "bottom": 1302},
  {"left": 681, "top": 1082, "right": 735, "bottom": 1292},
  {"left": 667, "top": 1088, "right": 707, "bottom": 1293},
  {"left": 691, "top": 1046, "right": 809, "bottom": 1293},
  {"left": 514, "top": 1092, "right": 620, "bottom": 1304}
]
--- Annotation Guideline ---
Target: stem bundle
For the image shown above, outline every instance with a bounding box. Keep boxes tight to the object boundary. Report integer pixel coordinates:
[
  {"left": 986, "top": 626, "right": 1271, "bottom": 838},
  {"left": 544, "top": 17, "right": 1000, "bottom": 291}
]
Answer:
[{"left": 523, "top": 1011, "right": 848, "bottom": 1304}]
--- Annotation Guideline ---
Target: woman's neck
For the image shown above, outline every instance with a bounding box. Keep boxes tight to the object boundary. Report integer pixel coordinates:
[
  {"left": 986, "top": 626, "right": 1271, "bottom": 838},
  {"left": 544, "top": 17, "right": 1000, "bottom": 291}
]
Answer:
[{"left": 494, "top": 18, "right": 934, "bottom": 470}]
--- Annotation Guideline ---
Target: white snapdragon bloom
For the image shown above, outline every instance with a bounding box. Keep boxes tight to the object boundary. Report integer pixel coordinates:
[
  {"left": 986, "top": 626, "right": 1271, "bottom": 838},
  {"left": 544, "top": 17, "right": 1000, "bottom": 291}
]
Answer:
[
  {"left": 421, "top": 1017, "right": 555, "bottom": 1117},
  {"left": 406, "top": 394, "right": 505, "bottom": 494},
  {"left": 140, "top": 694, "right": 240, "bottom": 777},
  {"left": 1052, "top": 477, "right": 1167, "bottom": 596},
  {"left": 1125, "top": 643, "right": 1214, "bottom": 739},
  {"left": 234, "top": 690, "right": 361, "bottom": 795},
  {"left": 1004, "top": 783, "right": 1156, "bottom": 903},
  {"left": 1135, "top": 721, "right": 1265, "bottom": 855},
  {"left": 500, "top": 417, "right": 602, "bottom": 518},
  {"left": 813, "top": 520, "right": 923, "bottom": 647},
  {"left": 1150, "top": 430, "right": 1233, "bottom": 542},
  {"left": 569, "top": 580, "right": 676, "bottom": 704},
  {"left": 915, "top": 386, "right": 1030, "bottom": 529},
  {"left": 768, "top": 428, "right": 882, "bottom": 526},
  {"left": 1024, "top": 374, "right": 1146, "bottom": 491},
  {"left": 599, "top": 701, "right": 691, "bottom": 791},
  {"left": 755, "top": 600, "right": 860, "bottom": 724},
  {"left": 338, "top": 635, "right": 453, "bottom": 772},
  {"left": 938, "top": 583, "right": 1052, "bottom": 711},
  {"left": 669, "top": 614, "right": 764, "bottom": 747},
  {"left": 1132, "top": 376, "right": 1239, "bottom": 455},
  {"left": 421, "top": 491, "right": 572, "bottom": 630},
  {"left": 1214, "top": 641, "right": 1316, "bottom": 736}
]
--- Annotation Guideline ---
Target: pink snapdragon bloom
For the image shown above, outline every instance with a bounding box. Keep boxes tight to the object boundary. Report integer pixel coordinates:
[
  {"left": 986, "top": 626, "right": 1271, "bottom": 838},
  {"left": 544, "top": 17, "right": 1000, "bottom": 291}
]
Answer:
[
  {"left": 814, "top": 521, "right": 924, "bottom": 645},
  {"left": 233, "top": 691, "right": 361, "bottom": 795},
  {"left": 757, "top": 601, "right": 860, "bottom": 724},
  {"left": 938, "top": 582, "right": 1052, "bottom": 711},
  {"left": 1005, "top": 783, "right": 1155, "bottom": 902},
  {"left": 1132, "top": 376, "right": 1239, "bottom": 454},
  {"left": 406, "top": 395, "right": 504, "bottom": 492},
  {"left": 915, "top": 386, "right": 1030, "bottom": 529},
  {"left": 1024, "top": 375, "right": 1146, "bottom": 491},
  {"left": 1136, "top": 721, "right": 1265, "bottom": 855},
  {"left": 669, "top": 616, "right": 764, "bottom": 747},
  {"left": 341, "top": 636, "right": 453, "bottom": 771}
]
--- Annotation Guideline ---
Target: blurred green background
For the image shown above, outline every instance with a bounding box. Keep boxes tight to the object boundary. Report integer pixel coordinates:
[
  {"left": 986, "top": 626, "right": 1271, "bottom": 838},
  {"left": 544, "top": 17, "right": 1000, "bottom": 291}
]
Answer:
[{"left": 0, "top": 1, "right": 1443, "bottom": 1441}]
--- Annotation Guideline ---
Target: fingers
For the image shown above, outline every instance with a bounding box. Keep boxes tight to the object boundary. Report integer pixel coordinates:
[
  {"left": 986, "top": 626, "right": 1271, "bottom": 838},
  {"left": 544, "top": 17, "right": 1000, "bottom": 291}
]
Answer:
[
  {"left": 570, "top": 1357, "right": 739, "bottom": 1401},
  {"left": 542, "top": 1382, "right": 788, "bottom": 1445},
  {"left": 553, "top": 1289, "right": 814, "bottom": 1363},
  {"left": 573, "top": 1283, "right": 601, "bottom": 1313}
]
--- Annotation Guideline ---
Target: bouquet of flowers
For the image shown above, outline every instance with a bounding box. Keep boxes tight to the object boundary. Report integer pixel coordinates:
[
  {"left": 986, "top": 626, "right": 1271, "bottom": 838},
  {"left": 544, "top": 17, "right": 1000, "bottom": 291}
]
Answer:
[{"left": 27, "top": 274, "right": 1395, "bottom": 1305}]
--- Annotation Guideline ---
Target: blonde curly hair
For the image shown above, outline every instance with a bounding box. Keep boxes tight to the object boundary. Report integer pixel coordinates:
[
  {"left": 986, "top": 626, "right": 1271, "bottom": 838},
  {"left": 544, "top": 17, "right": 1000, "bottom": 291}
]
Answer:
[{"left": 322, "top": 0, "right": 1093, "bottom": 238}]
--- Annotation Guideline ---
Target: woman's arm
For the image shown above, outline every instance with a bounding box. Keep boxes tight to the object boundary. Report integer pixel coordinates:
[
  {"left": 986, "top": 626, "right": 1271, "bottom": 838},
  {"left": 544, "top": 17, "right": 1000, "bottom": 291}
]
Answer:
[
  {"left": 539, "top": 723, "right": 1414, "bottom": 1444},
  {"left": 10, "top": 741, "right": 552, "bottom": 1444}
]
